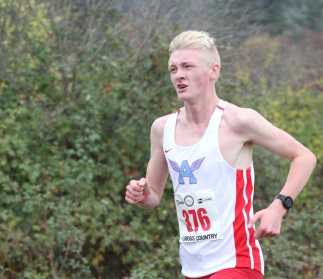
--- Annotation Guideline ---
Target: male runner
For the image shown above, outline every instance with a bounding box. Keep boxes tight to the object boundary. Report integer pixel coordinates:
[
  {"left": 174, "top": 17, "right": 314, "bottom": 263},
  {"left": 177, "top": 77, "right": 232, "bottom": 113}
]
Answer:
[{"left": 124, "top": 31, "right": 316, "bottom": 279}]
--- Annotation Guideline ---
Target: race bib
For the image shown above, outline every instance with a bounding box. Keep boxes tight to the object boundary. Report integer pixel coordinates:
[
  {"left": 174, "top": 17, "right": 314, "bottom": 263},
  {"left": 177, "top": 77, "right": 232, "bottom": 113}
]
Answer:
[{"left": 175, "top": 191, "right": 223, "bottom": 243}]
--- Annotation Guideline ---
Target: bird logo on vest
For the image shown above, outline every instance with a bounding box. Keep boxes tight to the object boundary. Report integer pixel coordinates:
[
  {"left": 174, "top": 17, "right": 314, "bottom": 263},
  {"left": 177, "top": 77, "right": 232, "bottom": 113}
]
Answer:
[{"left": 168, "top": 157, "right": 205, "bottom": 184}]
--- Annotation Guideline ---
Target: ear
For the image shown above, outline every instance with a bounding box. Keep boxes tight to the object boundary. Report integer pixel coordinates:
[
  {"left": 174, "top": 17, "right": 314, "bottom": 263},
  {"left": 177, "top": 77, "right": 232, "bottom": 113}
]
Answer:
[{"left": 209, "top": 63, "right": 221, "bottom": 82}]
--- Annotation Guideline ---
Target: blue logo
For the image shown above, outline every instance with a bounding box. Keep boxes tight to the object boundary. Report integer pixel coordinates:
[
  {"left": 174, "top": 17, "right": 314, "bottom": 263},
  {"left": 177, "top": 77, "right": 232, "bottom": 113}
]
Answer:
[{"left": 168, "top": 157, "right": 205, "bottom": 184}]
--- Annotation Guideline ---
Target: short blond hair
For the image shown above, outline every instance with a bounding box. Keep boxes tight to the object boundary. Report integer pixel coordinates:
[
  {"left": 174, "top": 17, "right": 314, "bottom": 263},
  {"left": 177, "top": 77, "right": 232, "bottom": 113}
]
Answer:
[{"left": 169, "top": 30, "right": 221, "bottom": 65}]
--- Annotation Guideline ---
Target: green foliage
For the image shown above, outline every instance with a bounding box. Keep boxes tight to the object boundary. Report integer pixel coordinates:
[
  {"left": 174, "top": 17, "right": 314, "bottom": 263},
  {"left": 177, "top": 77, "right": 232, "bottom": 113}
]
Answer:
[
  {"left": 234, "top": 0, "right": 323, "bottom": 34},
  {"left": 253, "top": 88, "right": 323, "bottom": 279}
]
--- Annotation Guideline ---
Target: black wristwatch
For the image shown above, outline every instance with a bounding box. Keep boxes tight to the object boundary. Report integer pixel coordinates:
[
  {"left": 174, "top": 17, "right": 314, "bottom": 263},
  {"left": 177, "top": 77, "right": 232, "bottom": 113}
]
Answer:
[{"left": 275, "top": 194, "right": 294, "bottom": 210}]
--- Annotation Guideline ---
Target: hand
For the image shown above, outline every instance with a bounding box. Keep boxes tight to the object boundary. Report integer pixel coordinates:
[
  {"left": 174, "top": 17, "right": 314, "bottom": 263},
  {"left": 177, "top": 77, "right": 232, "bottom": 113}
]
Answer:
[
  {"left": 125, "top": 177, "right": 148, "bottom": 204},
  {"left": 249, "top": 199, "right": 287, "bottom": 239}
]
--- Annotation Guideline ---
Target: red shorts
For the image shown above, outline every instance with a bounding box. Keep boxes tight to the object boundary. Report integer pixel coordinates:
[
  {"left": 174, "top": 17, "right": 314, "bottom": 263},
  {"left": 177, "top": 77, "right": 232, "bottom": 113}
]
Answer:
[{"left": 185, "top": 268, "right": 264, "bottom": 279}]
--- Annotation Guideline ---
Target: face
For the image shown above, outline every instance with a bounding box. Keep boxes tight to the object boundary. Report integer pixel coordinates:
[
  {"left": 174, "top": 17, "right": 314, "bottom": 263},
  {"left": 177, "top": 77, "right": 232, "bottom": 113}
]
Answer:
[{"left": 168, "top": 48, "right": 219, "bottom": 101}]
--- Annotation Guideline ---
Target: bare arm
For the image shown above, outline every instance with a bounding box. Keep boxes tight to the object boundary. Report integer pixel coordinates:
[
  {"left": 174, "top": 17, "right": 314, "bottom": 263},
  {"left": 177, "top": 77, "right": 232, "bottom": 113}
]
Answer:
[
  {"left": 125, "top": 117, "right": 169, "bottom": 209},
  {"left": 241, "top": 109, "right": 316, "bottom": 200},
  {"left": 235, "top": 108, "right": 316, "bottom": 238}
]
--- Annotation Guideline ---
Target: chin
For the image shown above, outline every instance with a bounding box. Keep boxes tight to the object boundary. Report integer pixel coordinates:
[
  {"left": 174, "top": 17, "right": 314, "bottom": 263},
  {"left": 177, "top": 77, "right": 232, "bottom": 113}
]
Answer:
[{"left": 177, "top": 94, "right": 193, "bottom": 103}]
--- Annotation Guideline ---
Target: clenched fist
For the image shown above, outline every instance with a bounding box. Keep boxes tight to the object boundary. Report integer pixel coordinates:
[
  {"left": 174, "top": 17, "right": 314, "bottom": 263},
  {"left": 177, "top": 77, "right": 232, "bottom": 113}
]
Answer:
[{"left": 125, "top": 177, "right": 148, "bottom": 204}]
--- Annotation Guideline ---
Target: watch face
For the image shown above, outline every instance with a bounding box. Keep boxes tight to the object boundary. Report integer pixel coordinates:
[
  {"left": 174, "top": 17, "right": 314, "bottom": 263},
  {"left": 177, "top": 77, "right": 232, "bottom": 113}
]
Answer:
[{"left": 284, "top": 197, "right": 293, "bottom": 209}]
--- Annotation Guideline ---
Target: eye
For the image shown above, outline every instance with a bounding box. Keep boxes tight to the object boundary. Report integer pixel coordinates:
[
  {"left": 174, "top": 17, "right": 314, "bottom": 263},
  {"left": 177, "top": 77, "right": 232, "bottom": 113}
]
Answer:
[
  {"left": 184, "top": 64, "right": 192, "bottom": 69},
  {"left": 169, "top": 67, "right": 176, "bottom": 73}
]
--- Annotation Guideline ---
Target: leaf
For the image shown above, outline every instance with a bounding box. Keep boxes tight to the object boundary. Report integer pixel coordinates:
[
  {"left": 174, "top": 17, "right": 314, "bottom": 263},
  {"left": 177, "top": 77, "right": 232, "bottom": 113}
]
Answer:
[
  {"left": 168, "top": 159, "right": 179, "bottom": 172},
  {"left": 190, "top": 157, "right": 205, "bottom": 171}
]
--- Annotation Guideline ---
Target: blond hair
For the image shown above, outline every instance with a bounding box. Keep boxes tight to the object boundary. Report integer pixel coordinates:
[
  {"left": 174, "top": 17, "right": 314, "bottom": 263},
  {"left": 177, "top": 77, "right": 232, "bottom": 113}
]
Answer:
[{"left": 169, "top": 30, "right": 221, "bottom": 65}]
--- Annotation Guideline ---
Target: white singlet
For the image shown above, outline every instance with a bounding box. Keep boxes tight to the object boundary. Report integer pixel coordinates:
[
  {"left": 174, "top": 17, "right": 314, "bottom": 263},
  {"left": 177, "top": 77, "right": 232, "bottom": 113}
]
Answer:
[{"left": 163, "top": 100, "right": 264, "bottom": 278}]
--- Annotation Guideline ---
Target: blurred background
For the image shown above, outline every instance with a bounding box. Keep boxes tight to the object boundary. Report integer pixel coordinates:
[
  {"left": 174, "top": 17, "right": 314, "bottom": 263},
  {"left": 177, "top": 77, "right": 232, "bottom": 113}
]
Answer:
[{"left": 0, "top": 0, "right": 322, "bottom": 278}]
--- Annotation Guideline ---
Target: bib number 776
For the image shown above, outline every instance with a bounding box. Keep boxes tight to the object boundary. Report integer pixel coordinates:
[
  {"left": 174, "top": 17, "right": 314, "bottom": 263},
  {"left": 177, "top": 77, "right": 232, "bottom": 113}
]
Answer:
[{"left": 182, "top": 208, "right": 211, "bottom": 232}]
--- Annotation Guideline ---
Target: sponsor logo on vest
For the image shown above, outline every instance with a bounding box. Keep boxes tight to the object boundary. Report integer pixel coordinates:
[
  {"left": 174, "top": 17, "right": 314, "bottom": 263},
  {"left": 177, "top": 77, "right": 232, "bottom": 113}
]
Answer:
[
  {"left": 184, "top": 195, "right": 194, "bottom": 207},
  {"left": 175, "top": 199, "right": 184, "bottom": 206},
  {"left": 197, "top": 197, "right": 212, "bottom": 204},
  {"left": 181, "top": 233, "right": 218, "bottom": 242},
  {"left": 168, "top": 157, "right": 205, "bottom": 184},
  {"left": 175, "top": 195, "right": 195, "bottom": 207}
]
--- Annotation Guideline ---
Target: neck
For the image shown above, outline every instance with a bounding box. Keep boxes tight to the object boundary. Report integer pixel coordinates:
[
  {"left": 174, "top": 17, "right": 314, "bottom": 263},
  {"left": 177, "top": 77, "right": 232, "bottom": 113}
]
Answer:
[{"left": 182, "top": 91, "right": 220, "bottom": 125}]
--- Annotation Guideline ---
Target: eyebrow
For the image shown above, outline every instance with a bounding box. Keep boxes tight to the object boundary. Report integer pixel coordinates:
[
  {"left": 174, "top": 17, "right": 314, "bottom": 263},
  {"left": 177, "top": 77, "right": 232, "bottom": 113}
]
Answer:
[{"left": 168, "top": 61, "right": 194, "bottom": 69}]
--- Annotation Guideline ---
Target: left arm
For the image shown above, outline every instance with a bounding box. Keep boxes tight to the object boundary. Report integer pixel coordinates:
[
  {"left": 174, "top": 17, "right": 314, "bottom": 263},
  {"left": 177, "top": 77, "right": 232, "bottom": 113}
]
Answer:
[{"left": 239, "top": 109, "right": 317, "bottom": 239}]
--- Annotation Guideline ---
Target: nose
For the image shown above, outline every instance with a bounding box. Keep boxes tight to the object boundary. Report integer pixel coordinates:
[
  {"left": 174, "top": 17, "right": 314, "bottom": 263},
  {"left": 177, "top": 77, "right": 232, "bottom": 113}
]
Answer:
[{"left": 173, "top": 68, "right": 185, "bottom": 81}]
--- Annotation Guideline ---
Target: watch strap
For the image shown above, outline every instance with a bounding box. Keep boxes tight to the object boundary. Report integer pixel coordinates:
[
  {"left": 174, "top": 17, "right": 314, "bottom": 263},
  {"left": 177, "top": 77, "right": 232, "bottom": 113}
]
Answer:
[{"left": 275, "top": 194, "right": 294, "bottom": 210}]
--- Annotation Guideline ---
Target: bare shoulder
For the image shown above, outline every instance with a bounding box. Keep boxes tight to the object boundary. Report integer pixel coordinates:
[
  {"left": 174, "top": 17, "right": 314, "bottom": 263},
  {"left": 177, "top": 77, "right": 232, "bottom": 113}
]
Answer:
[
  {"left": 151, "top": 113, "right": 175, "bottom": 138},
  {"left": 223, "top": 101, "right": 263, "bottom": 134}
]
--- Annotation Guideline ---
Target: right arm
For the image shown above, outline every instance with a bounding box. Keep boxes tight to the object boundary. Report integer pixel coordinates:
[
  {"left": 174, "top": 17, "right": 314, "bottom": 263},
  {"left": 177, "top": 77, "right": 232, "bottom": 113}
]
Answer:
[{"left": 125, "top": 117, "right": 169, "bottom": 209}]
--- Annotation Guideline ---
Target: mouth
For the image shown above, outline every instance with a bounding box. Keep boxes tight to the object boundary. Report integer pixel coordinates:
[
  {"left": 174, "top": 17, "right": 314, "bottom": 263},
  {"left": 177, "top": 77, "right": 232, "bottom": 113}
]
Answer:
[{"left": 177, "top": 84, "right": 188, "bottom": 92}]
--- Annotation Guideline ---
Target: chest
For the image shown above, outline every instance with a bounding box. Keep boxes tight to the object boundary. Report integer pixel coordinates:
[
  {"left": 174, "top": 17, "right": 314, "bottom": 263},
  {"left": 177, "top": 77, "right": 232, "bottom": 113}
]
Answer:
[
  {"left": 174, "top": 118, "right": 246, "bottom": 166},
  {"left": 175, "top": 122, "right": 207, "bottom": 146}
]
